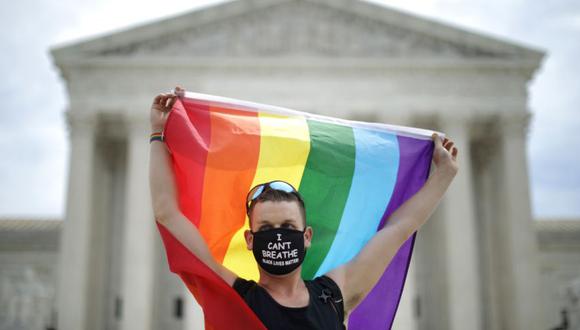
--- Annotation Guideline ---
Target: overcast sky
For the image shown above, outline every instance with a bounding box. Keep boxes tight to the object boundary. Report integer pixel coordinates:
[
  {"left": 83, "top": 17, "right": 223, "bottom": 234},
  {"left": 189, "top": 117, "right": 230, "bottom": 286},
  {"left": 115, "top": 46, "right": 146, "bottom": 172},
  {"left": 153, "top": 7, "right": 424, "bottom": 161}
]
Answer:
[{"left": 0, "top": 0, "right": 578, "bottom": 219}]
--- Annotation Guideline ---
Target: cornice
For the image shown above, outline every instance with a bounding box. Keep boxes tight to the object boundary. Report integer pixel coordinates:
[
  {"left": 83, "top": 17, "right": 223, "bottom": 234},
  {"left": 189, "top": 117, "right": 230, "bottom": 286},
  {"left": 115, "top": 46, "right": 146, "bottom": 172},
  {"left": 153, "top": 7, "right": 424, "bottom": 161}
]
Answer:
[{"left": 55, "top": 57, "right": 542, "bottom": 74}]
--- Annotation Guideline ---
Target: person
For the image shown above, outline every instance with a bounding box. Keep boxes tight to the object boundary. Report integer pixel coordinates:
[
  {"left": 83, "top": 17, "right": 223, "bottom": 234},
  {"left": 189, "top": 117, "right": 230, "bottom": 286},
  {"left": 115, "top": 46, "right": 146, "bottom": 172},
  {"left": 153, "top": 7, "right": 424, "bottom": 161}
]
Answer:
[{"left": 149, "top": 87, "right": 459, "bottom": 329}]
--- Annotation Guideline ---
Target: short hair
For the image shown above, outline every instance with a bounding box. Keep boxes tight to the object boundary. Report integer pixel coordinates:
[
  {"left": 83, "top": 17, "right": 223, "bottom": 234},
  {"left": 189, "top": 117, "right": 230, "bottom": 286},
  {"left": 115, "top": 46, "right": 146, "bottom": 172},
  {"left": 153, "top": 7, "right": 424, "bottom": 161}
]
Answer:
[{"left": 247, "top": 189, "right": 306, "bottom": 228}]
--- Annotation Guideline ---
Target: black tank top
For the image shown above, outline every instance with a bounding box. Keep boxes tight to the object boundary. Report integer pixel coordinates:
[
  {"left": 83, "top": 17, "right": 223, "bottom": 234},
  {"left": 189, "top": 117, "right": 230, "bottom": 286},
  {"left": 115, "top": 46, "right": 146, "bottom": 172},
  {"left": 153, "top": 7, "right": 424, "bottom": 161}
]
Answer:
[{"left": 233, "top": 275, "right": 346, "bottom": 330}]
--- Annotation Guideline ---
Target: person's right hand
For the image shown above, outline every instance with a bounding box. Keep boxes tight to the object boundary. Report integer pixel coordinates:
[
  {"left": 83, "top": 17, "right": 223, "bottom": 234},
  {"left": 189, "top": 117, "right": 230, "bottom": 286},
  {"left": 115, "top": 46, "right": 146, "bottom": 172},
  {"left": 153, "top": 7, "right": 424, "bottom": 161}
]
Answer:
[{"left": 150, "top": 86, "right": 185, "bottom": 132}]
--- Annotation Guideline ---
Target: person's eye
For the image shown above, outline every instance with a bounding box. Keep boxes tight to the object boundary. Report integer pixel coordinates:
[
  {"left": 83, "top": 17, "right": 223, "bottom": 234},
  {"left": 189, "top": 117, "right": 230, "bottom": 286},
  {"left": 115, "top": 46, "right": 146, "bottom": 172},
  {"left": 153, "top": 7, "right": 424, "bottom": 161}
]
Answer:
[
  {"left": 259, "top": 225, "right": 272, "bottom": 231},
  {"left": 281, "top": 223, "right": 294, "bottom": 229}
]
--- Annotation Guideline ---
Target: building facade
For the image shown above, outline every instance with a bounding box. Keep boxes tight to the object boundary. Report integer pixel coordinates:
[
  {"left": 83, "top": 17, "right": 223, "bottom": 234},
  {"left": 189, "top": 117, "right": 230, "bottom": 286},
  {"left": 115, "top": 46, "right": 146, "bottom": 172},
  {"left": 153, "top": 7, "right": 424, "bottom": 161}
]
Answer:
[{"left": 48, "top": 0, "right": 548, "bottom": 329}]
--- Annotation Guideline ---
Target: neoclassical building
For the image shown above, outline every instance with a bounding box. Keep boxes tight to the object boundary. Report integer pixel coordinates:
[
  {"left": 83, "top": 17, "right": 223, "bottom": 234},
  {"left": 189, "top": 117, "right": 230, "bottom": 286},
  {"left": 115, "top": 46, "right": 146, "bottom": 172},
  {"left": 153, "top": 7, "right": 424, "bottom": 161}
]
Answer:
[{"left": 46, "top": 0, "right": 552, "bottom": 329}]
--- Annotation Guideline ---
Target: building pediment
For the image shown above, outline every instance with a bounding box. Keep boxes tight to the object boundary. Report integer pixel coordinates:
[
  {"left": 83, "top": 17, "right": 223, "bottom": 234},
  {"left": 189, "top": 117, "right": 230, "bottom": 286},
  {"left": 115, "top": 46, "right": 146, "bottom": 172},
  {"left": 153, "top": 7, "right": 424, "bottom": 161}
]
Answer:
[
  {"left": 52, "top": 0, "right": 543, "bottom": 63},
  {"left": 94, "top": 1, "right": 505, "bottom": 59}
]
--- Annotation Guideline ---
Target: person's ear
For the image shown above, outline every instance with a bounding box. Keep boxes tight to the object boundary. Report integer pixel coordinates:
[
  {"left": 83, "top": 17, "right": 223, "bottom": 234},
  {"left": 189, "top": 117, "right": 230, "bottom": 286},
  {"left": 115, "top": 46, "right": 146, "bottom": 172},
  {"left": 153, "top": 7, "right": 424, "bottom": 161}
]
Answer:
[
  {"left": 304, "top": 226, "right": 313, "bottom": 249},
  {"left": 244, "top": 229, "right": 254, "bottom": 250}
]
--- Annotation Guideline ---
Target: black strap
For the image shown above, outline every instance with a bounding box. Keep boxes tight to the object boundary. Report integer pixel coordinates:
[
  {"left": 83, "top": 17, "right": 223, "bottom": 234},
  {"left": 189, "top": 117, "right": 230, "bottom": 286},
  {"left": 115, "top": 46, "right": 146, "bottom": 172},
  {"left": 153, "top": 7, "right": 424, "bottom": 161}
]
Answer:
[{"left": 313, "top": 276, "right": 344, "bottom": 323}]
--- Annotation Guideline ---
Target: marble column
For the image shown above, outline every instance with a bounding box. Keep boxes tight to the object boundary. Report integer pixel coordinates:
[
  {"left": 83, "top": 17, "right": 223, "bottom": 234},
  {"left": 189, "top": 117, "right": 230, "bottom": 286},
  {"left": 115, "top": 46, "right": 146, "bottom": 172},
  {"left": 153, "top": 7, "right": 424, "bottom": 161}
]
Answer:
[
  {"left": 439, "top": 116, "right": 482, "bottom": 330},
  {"left": 119, "top": 115, "right": 156, "bottom": 330},
  {"left": 470, "top": 132, "right": 502, "bottom": 330},
  {"left": 57, "top": 111, "right": 97, "bottom": 330},
  {"left": 495, "top": 113, "right": 542, "bottom": 330}
]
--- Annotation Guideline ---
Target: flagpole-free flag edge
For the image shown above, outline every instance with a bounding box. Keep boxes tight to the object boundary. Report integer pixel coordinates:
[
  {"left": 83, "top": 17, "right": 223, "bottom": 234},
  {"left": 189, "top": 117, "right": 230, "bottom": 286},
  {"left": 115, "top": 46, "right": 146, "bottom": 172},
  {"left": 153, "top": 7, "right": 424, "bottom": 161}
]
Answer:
[{"left": 181, "top": 91, "right": 444, "bottom": 141}]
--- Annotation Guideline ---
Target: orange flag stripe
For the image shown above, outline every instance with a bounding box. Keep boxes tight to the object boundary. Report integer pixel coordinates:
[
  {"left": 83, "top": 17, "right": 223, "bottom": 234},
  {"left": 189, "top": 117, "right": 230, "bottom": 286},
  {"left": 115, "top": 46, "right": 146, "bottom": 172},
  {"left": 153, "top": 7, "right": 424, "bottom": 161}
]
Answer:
[{"left": 198, "top": 105, "right": 261, "bottom": 262}]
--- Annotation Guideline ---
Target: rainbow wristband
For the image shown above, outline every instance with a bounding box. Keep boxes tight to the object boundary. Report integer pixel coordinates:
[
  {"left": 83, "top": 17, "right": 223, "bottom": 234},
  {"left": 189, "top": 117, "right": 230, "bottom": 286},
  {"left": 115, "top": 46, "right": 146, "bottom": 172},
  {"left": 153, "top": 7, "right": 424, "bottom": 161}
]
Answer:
[{"left": 150, "top": 132, "right": 164, "bottom": 143}]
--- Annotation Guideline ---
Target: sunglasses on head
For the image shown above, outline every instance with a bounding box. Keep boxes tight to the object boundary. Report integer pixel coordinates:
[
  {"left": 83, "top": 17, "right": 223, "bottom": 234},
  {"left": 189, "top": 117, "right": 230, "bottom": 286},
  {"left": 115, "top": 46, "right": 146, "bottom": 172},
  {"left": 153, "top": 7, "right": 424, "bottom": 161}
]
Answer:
[{"left": 246, "top": 180, "right": 302, "bottom": 214}]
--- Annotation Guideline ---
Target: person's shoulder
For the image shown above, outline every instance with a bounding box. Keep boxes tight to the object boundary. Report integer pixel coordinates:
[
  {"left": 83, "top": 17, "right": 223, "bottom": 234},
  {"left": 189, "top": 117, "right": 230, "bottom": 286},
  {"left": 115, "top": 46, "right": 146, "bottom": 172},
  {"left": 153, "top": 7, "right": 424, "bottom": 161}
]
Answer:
[
  {"left": 233, "top": 277, "right": 258, "bottom": 297},
  {"left": 309, "top": 275, "right": 343, "bottom": 301},
  {"left": 310, "top": 275, "right": 340, "bottom": 290}
]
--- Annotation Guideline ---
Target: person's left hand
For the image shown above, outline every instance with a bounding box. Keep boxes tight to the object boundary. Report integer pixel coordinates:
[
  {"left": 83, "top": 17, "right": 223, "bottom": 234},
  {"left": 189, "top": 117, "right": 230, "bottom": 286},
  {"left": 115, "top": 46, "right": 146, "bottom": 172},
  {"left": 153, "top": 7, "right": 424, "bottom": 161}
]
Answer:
[{"left": 431, "top": 133, "right": 459, "bottom": 175}]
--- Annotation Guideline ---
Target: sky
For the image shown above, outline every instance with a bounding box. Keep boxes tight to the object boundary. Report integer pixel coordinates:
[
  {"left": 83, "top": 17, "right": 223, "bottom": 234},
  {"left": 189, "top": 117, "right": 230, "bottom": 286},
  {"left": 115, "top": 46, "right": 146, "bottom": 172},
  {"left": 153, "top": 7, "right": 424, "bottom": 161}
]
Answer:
[{"left": 0, "top": 0, "right": 578, "bottom": 219}]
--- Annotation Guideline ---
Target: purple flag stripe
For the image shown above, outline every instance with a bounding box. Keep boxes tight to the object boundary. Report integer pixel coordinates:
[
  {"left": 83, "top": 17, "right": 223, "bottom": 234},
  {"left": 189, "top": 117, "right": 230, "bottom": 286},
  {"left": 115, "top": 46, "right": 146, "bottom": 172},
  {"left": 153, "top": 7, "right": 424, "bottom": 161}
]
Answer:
[{"left": 349, "top": 136, "right": 434, "bottom": 329}]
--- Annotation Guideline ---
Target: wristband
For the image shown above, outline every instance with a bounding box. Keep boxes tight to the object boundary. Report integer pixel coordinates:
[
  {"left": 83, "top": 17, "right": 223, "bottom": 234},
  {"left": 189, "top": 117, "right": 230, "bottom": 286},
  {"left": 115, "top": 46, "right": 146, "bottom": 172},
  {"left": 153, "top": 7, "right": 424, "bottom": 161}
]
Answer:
[{"left": 150, "top": 132, "right": 164, "bottom": 143}]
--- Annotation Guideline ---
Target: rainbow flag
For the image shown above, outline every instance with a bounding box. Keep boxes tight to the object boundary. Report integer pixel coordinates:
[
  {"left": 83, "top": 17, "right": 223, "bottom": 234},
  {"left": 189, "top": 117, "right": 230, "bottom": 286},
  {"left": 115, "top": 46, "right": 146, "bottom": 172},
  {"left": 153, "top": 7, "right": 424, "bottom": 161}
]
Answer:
[{"left": 158, "top": 92, "right": 436, "bottom": 329}]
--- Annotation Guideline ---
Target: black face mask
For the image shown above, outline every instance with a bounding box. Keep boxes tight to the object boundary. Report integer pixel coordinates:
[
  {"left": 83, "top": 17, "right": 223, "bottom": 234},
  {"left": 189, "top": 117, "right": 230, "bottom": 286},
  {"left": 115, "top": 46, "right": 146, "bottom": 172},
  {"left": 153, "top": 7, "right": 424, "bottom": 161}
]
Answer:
[{"left": 251, "top": 227, "right": 306, "bottom": 276}]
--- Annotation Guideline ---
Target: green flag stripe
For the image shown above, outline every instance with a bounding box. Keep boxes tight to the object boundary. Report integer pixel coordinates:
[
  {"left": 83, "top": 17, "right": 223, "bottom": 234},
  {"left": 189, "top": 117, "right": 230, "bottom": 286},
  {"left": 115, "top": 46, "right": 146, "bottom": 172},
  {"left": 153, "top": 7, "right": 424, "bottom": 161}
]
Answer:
[{"left": 299, "top": 119, "right": 356, "bottom": 279}]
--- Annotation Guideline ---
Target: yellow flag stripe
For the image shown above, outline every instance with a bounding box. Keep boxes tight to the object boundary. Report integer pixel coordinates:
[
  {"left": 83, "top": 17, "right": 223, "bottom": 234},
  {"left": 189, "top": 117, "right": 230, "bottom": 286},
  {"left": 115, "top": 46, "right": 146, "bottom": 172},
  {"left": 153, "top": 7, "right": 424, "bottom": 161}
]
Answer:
[{"left": 221, "top": 113, "right": 311, "bottom": 280}]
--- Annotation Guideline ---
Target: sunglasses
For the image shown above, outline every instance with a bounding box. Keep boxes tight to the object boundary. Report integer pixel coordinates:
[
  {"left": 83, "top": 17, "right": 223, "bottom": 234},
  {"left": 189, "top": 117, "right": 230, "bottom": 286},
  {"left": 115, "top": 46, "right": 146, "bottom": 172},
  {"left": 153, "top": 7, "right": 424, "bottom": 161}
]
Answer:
[{"left": 245, "top": 181, "right": 303, "bottom": 214}]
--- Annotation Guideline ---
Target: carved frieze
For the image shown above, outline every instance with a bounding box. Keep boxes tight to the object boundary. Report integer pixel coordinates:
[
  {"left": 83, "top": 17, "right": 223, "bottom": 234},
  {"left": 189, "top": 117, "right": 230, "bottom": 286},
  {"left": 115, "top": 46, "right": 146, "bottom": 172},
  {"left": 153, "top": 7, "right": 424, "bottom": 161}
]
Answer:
[{"left": 98, "top": 1, "right": 506, "bottom": 59}]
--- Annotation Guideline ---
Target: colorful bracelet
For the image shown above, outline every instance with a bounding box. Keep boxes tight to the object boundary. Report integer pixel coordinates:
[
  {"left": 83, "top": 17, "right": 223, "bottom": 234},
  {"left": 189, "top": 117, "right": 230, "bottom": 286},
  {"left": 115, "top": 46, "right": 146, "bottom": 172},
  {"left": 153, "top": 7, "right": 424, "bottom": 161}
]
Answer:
[{"left": 150, "top": 132, "right": 164, "bottom": 143}]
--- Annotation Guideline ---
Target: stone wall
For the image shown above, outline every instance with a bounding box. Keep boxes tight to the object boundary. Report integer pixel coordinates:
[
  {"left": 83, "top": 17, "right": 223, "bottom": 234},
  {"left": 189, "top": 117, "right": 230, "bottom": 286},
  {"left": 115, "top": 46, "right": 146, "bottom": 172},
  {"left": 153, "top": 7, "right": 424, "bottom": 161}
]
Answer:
[{"left": 0, "top": 220, "right": 60, "bottom": 330}]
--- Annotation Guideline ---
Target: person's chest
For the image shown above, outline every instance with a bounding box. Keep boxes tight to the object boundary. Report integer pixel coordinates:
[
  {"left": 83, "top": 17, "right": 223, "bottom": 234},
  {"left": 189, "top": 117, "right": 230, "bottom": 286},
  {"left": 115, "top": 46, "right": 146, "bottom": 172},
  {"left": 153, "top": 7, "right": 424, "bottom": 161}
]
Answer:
[
  {"left": 245, "top": 289, "right": 342, "bottom": 330},
  {"left": 266, "top": 288, "right": 310, "bottom": 308}
]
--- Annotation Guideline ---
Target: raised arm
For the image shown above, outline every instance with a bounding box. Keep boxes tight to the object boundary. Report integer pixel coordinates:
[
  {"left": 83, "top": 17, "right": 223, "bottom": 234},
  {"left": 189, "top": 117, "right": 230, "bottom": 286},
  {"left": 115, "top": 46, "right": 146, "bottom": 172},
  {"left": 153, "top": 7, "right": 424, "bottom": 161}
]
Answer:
[
  {"left": 149, "top": 88, "right": 237, "bottom": 286},
  {"left": 326, "top": 133, "right": 458, "bottom": 313}
]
